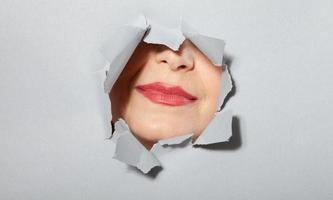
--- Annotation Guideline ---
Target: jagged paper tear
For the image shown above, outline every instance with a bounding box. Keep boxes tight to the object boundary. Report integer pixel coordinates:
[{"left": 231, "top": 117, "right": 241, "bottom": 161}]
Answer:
[
  {"left": 100, "top": 14, "right": 234, "bottom": 174},
  {"left": 111, "top": 109, "right": 232, "bottom": 174},
  {"left": 112, "top": 119, "right": 161, "bottom": 173}
]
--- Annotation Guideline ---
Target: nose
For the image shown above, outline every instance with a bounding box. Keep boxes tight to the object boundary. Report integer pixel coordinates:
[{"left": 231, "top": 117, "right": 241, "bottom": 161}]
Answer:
[{"left": 156, "top": 46, "right": 194, "bottom": 72}]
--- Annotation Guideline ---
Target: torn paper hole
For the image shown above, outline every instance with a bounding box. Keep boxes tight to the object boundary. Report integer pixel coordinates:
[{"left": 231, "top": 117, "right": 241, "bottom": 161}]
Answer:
[{"left": 100, "top": 14, "right": 235, "bottom": 174}]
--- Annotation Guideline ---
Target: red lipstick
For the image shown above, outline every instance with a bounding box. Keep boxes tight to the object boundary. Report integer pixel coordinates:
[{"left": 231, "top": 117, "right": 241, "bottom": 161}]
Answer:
[{"left": 135, "top": 82, "right": 198, "bottom": 106}]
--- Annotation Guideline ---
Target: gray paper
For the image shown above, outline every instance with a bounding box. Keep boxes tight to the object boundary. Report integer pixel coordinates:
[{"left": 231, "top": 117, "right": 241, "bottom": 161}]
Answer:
[{"left": 112, "top": 119, "right": 161, "bottom": 174}]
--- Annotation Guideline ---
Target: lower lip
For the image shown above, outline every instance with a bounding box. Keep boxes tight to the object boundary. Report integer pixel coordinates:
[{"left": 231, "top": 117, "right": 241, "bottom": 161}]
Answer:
[{"left": 135, "top": 86, "right": 197, "bottom": 106}]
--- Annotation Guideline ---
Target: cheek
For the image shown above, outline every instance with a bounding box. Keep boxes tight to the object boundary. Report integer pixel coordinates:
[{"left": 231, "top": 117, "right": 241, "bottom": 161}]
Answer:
[
  {"left": 114, "top": 43, "right": 156, "bottom": 87},
  {"left": 194, "top": 62, "right": 223, "bottom": 133},
  {"left": 193, "top": 49, "right": 223, "bottom": 102},
  {"left": 202, "top": 67, "right": 223, "bottom": 98},
  {"left": 110, "top": 48, "right": 152, "bottom": 121},
  {"left": 191, "top": 48, "right": 223, "bottom": 109},
  {"left": 129, "top": 63, "right": 157, "bottom": 85}
]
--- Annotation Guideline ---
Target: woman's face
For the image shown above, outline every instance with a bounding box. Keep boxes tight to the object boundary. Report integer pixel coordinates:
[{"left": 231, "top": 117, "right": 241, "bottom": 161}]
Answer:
[{"left": 110, "top": 39, "right": 223, "bottom": 149}]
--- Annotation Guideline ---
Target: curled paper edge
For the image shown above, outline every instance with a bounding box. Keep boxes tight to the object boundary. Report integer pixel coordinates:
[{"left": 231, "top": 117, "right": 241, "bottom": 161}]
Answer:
[
  {"left": 217, "top": 66, "right": 233, "bottom": 111},
  {"left": 158, "top": 133, "right": 193, "bottom": 146},
  {"left": 101, "top": 15, "right": 149, "bottom": 93},
  {"left": 181, "top": 20, "right": 225, "bottom": 66},
  {"left": 193, "top": 110, "right": 233, "bottom": 145},
  {"left": 112, "top": 119, "right": 161, "bottom": 174}
]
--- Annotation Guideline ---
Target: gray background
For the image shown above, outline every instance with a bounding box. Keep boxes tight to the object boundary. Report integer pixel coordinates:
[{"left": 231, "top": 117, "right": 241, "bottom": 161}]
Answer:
[{"left": 1, "top": 0, "right": 332, "bottom": 199}]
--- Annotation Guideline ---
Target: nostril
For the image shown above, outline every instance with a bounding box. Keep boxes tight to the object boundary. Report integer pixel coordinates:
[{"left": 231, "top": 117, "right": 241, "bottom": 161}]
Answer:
[
  {"left": 161, "top": 60, "right": 167, "bottom": 63},
  {"left": 179, "top": 65, "right": 186, "bottom": 69}
]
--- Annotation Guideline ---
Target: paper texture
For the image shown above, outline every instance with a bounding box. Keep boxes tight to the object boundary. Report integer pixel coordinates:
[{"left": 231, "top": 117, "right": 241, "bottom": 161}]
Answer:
[
  {"left": 158, "top": 133, "right": 193, "bottom": 146},
  {"left": 101, "top": 15, "right": 149, "bottom": 93},
  {"left": 112, "top": 119, "right": 161, "bottom": 174},
  {"left": 100, "top": 14, "right": 234, "bottom": 174},
  {"left": 181, "top": 21, "right": 225, "bottom": 66},
  {"left": 217, "top": 67, "right": 233, "bottom": 111},
  {"left": 194, "top": 110, "right": 233, "bottom": 145}
]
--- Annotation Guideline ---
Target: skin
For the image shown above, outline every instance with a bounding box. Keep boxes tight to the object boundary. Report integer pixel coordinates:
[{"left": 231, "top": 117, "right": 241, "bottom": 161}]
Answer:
[{"left": 110, "top": 39, "right": 223, "bottom": 149}]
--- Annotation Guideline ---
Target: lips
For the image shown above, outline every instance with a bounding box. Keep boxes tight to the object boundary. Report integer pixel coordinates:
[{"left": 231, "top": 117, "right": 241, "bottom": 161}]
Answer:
[{"left": 135, "top": 82, "right": 198, "bottom": 106}]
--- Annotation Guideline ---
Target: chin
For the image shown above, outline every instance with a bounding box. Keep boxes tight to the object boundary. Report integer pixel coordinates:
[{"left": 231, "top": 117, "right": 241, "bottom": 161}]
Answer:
[{"left": 128, "top": 120, "right": 192, "bottom": 142}]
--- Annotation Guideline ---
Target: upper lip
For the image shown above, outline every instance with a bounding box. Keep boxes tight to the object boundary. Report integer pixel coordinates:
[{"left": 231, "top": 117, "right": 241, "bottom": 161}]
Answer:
[{"left": 135, "top": 82, "right": 198, "bottom": 106}]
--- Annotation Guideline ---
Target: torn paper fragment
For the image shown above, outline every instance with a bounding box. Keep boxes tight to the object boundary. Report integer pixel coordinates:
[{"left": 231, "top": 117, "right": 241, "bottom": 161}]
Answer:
[
  {"left": 194, "top": 110, "right": 233, "bottom": 145},
  {"left": 217, "top": 67, "right": 233, "bottom": 111},
  {"left": 187, "top": 35, "right": 225, "bottom": 66},
  {"left": 143, "top": 19, "right": 185, "bottom": 51},
  {"left": 101, "top": 15, "right": 149, "bottom": 93},
  {"left": 150, "top": 142, "right": 165, "bottom": 156},
  {"left": 158, "top": 133, "right": 193, "bottom": 146},
  {"left": 182, "top": 21, "right": 225, "bottom": 66},
  {"left": 112, "top": 119, "right": 161, "bottom": 174},
  {"left": 110, "top": 118, "right": 129, "bottom": 140},
  {"left": 149, "top": 142, "right": 176, "bottom": 158}
]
